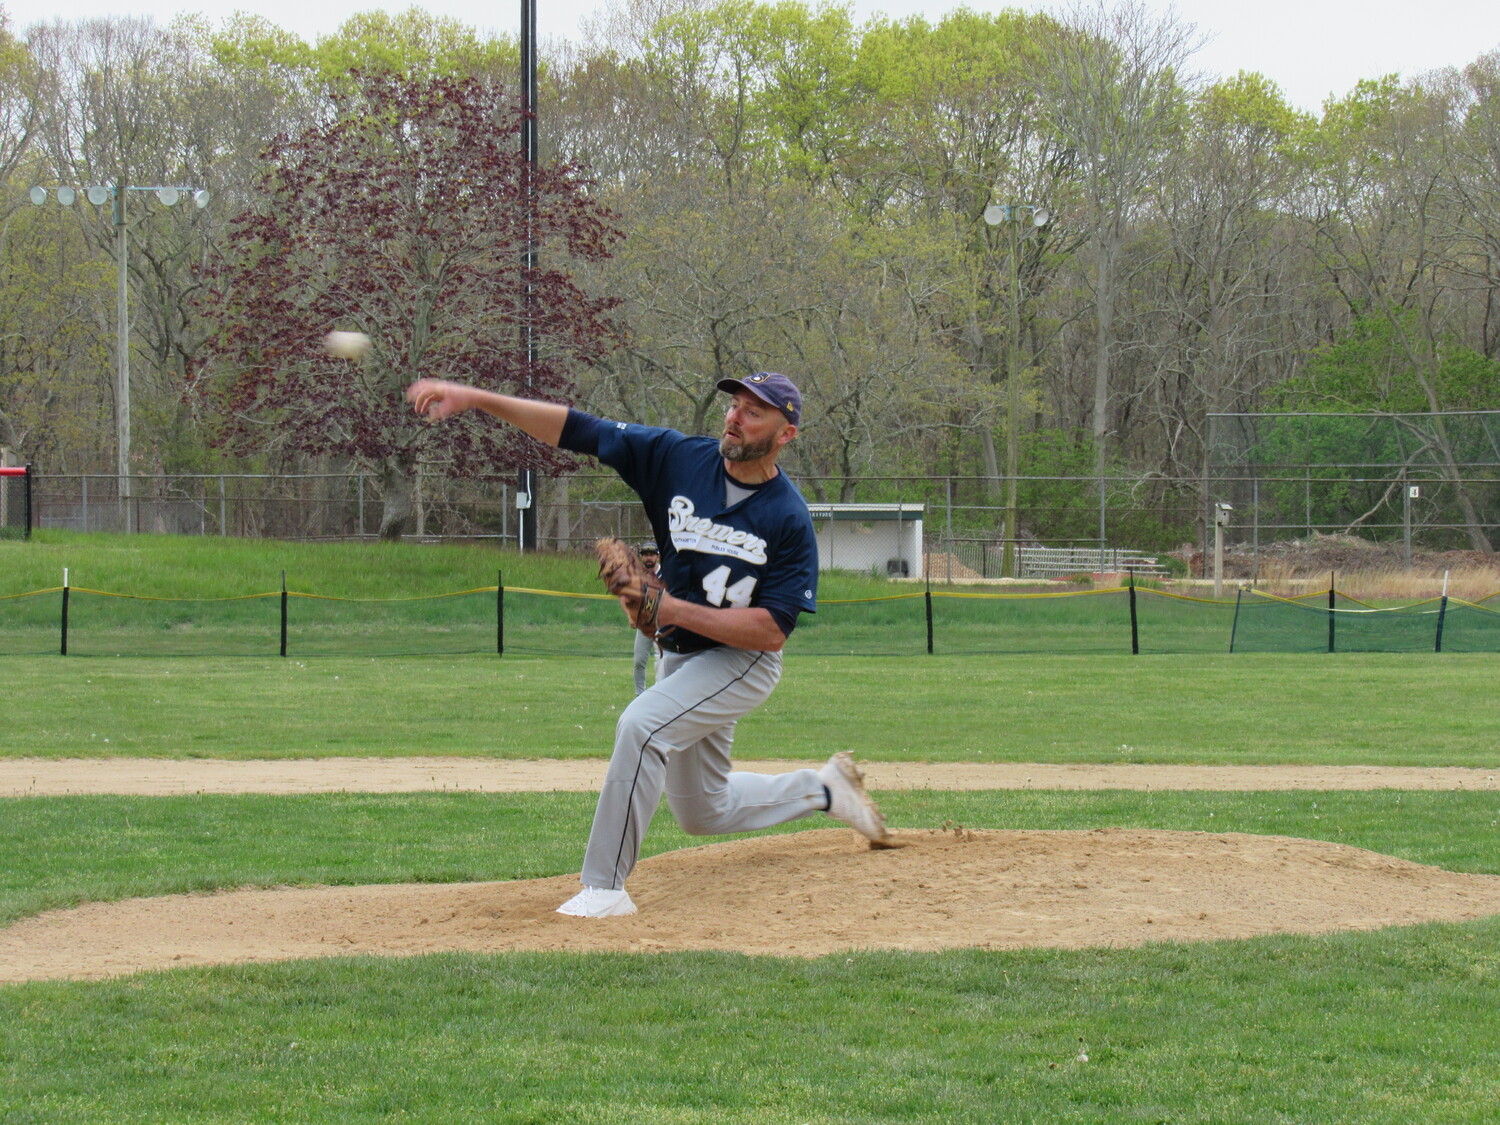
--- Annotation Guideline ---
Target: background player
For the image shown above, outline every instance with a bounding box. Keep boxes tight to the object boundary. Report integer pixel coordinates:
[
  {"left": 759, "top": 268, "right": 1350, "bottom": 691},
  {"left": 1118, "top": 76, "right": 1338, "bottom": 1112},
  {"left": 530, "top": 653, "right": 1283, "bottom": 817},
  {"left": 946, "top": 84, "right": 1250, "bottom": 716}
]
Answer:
[
  {"left": 632, "top": 542, "right": 660, "bottom": 696},
  {"left": 406, "top": 372, "right": 891, "bottom": 917}
]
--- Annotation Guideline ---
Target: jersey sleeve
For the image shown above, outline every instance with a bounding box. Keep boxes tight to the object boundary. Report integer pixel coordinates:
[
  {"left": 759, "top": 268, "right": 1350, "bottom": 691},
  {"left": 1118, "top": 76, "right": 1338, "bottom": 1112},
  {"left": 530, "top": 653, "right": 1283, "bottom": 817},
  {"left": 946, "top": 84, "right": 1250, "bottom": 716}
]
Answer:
[
  {"left": 565, "top": 413, "right": 685, "bottom": 497},
  {"left": 756, "top": 514, "right": 819, "bottom": 634},
  {"left": 557, "top": 409, "right": 607, "bottom": 457}
]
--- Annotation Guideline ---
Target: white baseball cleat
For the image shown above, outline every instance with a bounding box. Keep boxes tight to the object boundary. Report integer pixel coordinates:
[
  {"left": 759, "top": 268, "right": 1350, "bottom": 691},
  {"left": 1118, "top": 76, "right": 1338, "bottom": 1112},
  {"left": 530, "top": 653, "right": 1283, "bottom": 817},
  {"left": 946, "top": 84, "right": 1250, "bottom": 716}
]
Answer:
[
  {"left": 556, "top": 886, "right": 637, "bottom": 918},
  {"left": 818, "top": 751, "right": 891, "bottom": 845}
]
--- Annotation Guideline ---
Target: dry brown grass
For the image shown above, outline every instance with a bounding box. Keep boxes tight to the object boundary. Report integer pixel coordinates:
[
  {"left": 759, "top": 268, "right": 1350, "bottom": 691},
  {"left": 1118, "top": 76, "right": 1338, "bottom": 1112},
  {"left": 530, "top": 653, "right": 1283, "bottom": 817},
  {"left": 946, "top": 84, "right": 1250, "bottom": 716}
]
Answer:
[{"left": 1247, "top": 564, "right": 1500, "bottom": 602}]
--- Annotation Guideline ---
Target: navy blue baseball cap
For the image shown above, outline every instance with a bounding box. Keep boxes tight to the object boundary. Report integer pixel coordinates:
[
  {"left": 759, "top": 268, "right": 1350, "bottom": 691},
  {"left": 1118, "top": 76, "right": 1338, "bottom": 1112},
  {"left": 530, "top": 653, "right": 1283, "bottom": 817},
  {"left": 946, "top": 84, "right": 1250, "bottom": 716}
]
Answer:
[{"left": 717, "top": 371, "right": 802, "bottom": 427}]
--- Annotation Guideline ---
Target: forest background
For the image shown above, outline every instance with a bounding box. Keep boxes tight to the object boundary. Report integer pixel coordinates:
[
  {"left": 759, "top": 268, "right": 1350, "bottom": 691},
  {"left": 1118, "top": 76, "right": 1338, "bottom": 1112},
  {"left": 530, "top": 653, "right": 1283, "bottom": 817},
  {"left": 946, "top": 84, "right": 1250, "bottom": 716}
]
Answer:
[{"left": 1, "top": 0, "right": 1498, "bottom": 552}]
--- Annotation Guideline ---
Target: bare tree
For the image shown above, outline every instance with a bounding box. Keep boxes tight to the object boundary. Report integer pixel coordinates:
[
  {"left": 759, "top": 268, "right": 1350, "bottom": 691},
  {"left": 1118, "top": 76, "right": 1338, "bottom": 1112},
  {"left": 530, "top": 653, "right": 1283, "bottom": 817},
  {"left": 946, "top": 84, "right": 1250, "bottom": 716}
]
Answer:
[
  {"left": 0, "top": 9, "right": 36, "bottom": 202},
  {"left": 1136, "top": 75, "right": 1323, "bottom": 478},
  {"left": 1033, "top": 0, "right": 1202, "bottom": 480}
]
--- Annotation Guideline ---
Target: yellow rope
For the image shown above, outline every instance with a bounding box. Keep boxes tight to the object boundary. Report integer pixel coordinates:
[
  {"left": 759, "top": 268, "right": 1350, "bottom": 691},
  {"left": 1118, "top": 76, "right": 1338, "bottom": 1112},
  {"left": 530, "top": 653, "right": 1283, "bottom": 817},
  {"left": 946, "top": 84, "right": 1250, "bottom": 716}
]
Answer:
[{"left": 65, "top": 587, "right": 281, "bottom": 603}]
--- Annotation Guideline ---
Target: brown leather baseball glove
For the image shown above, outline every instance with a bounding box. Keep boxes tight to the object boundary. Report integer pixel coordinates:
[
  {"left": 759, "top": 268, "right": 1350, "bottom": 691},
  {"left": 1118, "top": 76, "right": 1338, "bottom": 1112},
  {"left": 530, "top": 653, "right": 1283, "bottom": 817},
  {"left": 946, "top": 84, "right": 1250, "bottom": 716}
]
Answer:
[{"left": 595, "top": 537, "right": 666, "bottom": 637}]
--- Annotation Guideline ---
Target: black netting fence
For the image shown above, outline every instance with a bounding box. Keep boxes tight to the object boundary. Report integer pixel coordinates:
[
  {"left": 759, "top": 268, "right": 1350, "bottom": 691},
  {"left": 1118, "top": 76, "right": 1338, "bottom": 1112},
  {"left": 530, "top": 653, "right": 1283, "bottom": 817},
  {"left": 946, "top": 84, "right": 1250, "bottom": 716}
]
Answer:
[
  {"left": 2, "top": 579, "right": 1497, "bottom": 658},
  {"left": 1227, "top": 590, "right": 1500, "bottom": 654}
]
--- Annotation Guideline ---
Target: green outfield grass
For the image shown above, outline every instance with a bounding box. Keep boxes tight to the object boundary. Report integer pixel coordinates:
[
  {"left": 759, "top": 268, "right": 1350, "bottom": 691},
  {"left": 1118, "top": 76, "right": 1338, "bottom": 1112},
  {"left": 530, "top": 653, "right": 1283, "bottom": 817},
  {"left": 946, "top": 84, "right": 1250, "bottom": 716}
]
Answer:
[
  {"left": 0, "top": 651, "right": 1495, "bottom": 766},
  {"left": 4, "top": 533, "right": 1500, "bottom": 1123},
  {"left": 2, "top": 925, "right": 1496, "bottom": 1125},
  {"left": 3, "top": 790, "right": 1500, "bottom": 1123}
]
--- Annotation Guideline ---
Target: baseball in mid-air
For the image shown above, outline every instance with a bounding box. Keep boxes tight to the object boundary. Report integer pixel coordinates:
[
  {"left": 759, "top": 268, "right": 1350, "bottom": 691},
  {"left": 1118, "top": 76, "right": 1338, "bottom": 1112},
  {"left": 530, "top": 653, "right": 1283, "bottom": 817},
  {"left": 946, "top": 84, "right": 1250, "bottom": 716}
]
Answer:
[{"left": 323, "top": 330, "right": 371, "bottom": 360}]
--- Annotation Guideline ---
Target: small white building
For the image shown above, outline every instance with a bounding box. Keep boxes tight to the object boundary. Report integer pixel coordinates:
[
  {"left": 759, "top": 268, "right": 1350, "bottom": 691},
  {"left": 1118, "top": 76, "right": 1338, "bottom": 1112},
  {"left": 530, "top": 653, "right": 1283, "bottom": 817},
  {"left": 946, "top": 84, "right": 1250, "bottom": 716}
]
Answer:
[{"left": 805, "top": 502, "right": 924, "bottom": 579}]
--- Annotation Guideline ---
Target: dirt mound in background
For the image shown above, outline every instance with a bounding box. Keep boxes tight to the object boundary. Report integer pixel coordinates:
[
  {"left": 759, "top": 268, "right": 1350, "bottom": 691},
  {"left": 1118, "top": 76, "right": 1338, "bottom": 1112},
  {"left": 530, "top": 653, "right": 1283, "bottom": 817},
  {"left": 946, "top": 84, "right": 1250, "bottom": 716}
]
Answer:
[
  {"left": 6, "top": 828, "right": 1500, "bottom": 982},
  {"left": 1222, "top": 532, "right": 1498, "bottom": 580}
]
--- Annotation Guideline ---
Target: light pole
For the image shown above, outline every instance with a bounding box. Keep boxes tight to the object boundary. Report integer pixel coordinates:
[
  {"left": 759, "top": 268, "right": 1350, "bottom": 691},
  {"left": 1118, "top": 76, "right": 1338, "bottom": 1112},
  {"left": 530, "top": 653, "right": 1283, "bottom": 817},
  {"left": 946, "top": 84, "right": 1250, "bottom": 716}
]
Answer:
[
  {"left": 983, "top": 202, "right": 1050, "bottom": 578},
  {"left": 518, "top": 0, "right": 539, "bottom": 552},
  {"left": 30, "top": 183, "right": 210, "bottom": 532}
]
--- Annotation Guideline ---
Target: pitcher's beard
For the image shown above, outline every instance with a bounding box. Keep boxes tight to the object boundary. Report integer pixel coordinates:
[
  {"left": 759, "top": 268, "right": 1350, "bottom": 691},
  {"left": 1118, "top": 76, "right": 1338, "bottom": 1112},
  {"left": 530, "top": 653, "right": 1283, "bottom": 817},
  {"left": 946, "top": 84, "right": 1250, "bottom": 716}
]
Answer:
[{"left": 720, "top": 433, "right": 775, "bottom": 462}]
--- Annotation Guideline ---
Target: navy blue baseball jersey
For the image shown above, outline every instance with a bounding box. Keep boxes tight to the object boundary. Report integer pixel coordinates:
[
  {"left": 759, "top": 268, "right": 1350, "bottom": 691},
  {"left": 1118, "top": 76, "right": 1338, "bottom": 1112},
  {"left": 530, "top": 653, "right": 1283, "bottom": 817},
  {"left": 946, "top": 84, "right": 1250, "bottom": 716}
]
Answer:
[{"left": 560, "top": 409, "right": 818, "bottom": 652}]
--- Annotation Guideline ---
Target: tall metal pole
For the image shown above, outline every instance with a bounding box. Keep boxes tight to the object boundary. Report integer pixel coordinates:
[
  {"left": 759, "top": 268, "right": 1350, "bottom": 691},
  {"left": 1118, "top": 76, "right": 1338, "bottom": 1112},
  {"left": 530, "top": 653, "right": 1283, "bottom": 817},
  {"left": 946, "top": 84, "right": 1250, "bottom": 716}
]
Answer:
[
  {"left": 1002, "top": 221, "right": 1021, "bottom": 579},
  {"left": 32, "top": 182, "right": 208, "bottom": 534},
  {"left": 114, "top": 187, "right": 133, "bottom": 533},
  {"left": 517, "top": 0, "right": 539, "bottom": 552},
  {"left": 983, "top": 202, "right": 1048, "bottom": 579}
]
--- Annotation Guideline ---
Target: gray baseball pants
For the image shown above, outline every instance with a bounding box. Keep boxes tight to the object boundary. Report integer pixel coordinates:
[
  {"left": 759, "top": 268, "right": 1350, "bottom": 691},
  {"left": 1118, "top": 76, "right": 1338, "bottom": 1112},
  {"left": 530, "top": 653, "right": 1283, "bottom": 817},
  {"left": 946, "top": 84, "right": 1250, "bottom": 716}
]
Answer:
[
  {"left": 580, "top": 645, "right": 827, "bottom": 891},
  {"left": 632, "top": 629, "right": 655, "bottom": 695}
]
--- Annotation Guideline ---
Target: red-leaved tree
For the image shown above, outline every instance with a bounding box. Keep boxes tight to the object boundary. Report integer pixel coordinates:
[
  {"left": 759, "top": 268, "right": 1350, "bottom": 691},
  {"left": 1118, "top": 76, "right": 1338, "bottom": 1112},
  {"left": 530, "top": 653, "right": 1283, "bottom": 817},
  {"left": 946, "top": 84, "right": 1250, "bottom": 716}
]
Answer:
[{"left": 198, "top": 72, "right": 622, "bottom": 538}]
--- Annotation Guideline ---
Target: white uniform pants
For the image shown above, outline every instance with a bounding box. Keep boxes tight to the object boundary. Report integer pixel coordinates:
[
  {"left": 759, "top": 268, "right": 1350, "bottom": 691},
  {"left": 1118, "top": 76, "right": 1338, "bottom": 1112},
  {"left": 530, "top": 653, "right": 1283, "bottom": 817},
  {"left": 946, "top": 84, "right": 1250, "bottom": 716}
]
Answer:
[{"left": 580, "top": 645, "right": 825, "bottom": 891}]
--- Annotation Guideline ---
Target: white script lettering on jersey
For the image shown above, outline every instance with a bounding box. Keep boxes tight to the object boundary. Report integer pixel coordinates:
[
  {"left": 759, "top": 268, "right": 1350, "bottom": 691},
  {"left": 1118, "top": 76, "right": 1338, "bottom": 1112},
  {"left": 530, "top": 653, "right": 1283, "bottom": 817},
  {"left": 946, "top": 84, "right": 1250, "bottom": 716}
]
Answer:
[{"left": 667, "top": 496, "right": 769, "bottom": 564}]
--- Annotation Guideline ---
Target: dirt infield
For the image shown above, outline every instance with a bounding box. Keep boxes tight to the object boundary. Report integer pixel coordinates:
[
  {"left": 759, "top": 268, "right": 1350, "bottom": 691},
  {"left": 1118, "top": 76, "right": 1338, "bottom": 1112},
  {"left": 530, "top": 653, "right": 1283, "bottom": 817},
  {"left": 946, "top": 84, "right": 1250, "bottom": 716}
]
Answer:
[
  {"left": 3, "top": 756, "right": 1497, "bottom": 796},
  {"left": 3, "top": 758, "right": 1500, "bottom": 982}
]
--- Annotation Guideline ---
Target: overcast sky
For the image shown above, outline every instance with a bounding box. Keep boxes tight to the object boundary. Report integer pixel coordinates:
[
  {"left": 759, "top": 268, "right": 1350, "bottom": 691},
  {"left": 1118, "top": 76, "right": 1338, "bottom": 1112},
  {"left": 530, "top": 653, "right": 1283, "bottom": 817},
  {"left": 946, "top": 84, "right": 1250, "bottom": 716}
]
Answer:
[{"left": 17, "top": 0, "right": 1500, "bottom": 116}]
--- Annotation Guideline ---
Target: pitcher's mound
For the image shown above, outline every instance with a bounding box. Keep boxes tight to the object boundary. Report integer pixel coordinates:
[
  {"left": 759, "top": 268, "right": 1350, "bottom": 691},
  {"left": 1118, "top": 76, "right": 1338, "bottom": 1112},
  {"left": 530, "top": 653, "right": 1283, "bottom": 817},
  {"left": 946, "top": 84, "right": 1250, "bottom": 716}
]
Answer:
[{"left": 5, "top": 828, "right": 1500, "bottom": 982}]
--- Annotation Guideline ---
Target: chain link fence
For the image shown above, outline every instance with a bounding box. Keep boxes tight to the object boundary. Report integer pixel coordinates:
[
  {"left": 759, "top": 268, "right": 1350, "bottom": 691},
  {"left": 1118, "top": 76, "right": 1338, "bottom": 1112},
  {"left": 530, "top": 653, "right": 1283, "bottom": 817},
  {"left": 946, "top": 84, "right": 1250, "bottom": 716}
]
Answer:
[
  {"left": 1207, "top": 411, "right": 1500, "bottom": 564},
  {"left": 24, "top": 460, "right": 1497, "bottom": 581},
  {"left": 25, "top": 469, "right": 1196, "bottom": 571},
  {"left": 0, "top": 467, "right": 31, "bottom": 540}
]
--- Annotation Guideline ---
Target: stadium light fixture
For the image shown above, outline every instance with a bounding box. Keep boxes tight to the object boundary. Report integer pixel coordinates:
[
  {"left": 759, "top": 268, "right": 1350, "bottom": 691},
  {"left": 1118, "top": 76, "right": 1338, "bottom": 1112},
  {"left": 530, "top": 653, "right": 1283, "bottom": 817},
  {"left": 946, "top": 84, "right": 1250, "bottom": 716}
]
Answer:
[
  {"left": 984, "top": 200, "right": 1052, "bottom": 578},
  {"left": 28, "top": 183, "right": 209, "bottom": 532}
]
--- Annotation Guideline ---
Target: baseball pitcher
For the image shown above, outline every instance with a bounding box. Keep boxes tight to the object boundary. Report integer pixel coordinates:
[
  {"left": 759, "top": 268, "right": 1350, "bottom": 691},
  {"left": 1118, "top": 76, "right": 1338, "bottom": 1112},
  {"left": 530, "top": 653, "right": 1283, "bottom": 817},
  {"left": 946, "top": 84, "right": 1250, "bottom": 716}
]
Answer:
[{"left": 407, "top": 372, "right": 891, "bottom": 917}]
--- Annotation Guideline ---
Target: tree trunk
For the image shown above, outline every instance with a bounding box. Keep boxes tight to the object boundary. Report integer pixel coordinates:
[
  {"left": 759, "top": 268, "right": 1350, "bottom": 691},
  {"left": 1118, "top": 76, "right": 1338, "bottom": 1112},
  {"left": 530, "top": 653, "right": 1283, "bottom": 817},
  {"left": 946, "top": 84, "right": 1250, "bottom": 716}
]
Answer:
[
  {"left": 1429, "top": 418, "right": 1495, "bottom": 553},
  {"left": 980, "top": 427, "right": 1003, "bottom": 502},
  {"left": 377, "top": 456, "right": 416, "bottom": 541}
]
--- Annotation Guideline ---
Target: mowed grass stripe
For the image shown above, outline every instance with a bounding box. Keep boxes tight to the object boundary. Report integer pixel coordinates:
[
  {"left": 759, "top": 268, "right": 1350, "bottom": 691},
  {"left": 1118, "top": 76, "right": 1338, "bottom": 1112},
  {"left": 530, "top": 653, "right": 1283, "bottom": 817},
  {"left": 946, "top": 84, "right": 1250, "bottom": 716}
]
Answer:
[
  {"left": 3, "top": 925, "right": 1499, "bottom": 1124},
  {"left": 0, "top": 651, "right": 1494, "bottom": 766}
]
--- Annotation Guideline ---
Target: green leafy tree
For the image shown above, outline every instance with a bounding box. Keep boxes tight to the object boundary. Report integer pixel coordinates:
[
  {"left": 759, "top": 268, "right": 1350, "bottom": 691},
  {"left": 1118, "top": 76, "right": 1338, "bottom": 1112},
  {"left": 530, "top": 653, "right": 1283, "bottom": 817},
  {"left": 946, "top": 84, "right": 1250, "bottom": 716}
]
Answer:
[{"left": 1270, "top": 314, "right": 1499, "bottom": 547}]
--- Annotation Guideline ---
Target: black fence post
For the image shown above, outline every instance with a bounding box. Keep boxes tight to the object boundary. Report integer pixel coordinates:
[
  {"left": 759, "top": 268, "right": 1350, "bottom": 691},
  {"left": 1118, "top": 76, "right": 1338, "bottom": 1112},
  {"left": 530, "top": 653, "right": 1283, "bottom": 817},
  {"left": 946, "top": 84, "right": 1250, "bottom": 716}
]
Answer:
[
  {"left": 23, "top": 464, "right": 33, "bottom": 540},
  {"left": 1435, "top": 595, "right": 1448, "bottom": 653},
  {"left": 924, "top": 583, "right": 934, "bottom": 655},
  {"left": 1128, "top": 568, "right": 1139, "bottom": 655},
  {"left": 1327, "top": 571, "right": 1336, "bottom": 654},
  {"left": 60, "top": 567, "right": 69, "bottom": 656},
  {"left": 497, "top": 570, "right": 504, "bottom": 656},
  {"left": 280, "top": 570, "right": 288, "bottom": 658},
  {"left": 1229, "top": 587, "right": 1242, "bottom": 653}
]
